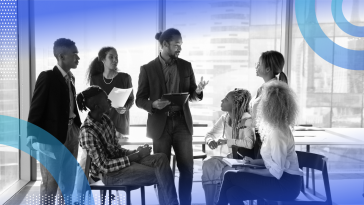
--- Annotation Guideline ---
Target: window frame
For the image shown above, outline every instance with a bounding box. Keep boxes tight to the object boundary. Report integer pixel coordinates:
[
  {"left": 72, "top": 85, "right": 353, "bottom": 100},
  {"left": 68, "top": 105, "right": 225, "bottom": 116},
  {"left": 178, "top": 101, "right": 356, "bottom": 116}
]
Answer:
[{"left": 0, "top": 0, "right": 34, "bottom": 203}]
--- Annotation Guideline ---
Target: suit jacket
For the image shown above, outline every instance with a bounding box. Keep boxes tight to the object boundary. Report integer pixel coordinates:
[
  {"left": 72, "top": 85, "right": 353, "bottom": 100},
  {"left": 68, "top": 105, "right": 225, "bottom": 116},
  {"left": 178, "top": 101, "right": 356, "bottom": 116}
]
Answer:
[
  {"left": 136, "top": 57, "right": 203, "bottom": 139},
  {"left": 27, "top": 66, "right": 81, "bottom": 144}
]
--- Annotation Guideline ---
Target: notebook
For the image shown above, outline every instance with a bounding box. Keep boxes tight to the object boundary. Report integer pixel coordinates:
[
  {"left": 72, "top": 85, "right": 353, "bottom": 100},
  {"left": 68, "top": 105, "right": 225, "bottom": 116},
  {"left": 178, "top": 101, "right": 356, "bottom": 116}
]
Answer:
[{"left": 222, "top": 158, "right": 265, "bottom": 169}]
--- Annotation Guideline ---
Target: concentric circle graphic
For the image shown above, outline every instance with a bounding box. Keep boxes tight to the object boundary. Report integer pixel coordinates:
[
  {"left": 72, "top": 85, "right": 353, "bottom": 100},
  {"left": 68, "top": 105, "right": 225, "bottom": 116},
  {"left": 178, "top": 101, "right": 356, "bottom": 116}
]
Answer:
[{"left": 296, "top": 0, "right": 364, "bottom": 70}]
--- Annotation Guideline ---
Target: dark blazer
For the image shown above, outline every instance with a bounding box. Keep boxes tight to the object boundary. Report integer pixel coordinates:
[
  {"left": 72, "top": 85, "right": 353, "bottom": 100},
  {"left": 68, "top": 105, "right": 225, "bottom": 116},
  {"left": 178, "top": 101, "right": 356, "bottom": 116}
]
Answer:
[
  {"left": 27, "top": 66, "right": 81, "bottom": 144},
  {"left": 136, "top": 57, "right": 203, "bottom": 139}
]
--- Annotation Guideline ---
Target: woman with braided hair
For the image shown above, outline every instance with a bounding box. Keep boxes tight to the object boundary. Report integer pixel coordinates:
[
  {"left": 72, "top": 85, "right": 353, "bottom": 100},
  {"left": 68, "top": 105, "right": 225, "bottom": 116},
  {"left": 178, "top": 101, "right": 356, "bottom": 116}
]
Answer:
[
  {"left": 201, "top": 88, "right": 254, "bottom": 205},
  {"left": 216, "top": 80, "right": 302, "bottom": 205}
]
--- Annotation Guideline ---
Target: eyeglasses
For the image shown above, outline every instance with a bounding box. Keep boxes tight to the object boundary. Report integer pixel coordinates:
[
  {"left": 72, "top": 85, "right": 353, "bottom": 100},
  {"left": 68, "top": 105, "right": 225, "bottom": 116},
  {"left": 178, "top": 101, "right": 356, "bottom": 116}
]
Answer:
[{"left": 255, "top": 62, "right": 261, "bottom": 68}]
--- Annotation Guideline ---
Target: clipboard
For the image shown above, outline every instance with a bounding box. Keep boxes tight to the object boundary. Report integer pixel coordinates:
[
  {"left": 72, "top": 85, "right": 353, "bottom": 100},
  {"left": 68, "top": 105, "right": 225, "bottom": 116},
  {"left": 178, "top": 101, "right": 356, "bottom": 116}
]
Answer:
[{"left": 161, "top": 93, "right": 190, "bottom": 106}]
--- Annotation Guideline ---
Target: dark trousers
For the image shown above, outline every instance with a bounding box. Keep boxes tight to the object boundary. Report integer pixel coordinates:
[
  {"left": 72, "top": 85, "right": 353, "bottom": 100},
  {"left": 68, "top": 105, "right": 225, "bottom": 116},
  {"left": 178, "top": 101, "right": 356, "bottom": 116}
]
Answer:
[
  {"left": 153, "top": 115, "right": 193, "bottom": 205},
  {"left": 217, "top": 171, "right": 302, "bottom": 205}
]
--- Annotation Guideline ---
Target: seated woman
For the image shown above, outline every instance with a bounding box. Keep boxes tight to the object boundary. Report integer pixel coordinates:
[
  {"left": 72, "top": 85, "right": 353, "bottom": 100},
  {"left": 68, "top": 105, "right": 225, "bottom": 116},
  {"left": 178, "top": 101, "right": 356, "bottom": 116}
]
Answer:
[
  {"left": 217, "top": 80, "right": 303, "bottom": 205},
  {"left": 201, "top": 88, "right": 254, "bottom": 205}
]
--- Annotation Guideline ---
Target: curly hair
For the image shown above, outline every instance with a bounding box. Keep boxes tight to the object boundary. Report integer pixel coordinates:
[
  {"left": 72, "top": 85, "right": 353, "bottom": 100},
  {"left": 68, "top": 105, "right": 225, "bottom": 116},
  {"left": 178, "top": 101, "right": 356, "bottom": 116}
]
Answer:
[
  {"left": 85, "top": 47, "right": 116, "bottom": 84},
  {"left": 257, "top": 80, "right": 298, "bottom": 132},
  {"left": 228, "top": 88, "right": 252, "bottom": 139}
]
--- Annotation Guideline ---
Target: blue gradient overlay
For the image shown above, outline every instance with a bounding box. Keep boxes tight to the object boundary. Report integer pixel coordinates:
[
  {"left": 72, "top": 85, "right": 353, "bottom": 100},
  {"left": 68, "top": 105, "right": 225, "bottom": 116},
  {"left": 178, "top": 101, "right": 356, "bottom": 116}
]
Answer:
[
  {"left": 296, "top": 0, "right": 364, "bottom": 70},
  {"left": 7, "top": 0, "right": 364, "bottom": 204},
  {"left": 0, "top": 115, "right": 95, "bottom": 204},
  {"left": 332, "top": 0, "right": 364, "bottom": 37},
  {"left": 33, "top": 0, "right": 158, "bottom": 49}
]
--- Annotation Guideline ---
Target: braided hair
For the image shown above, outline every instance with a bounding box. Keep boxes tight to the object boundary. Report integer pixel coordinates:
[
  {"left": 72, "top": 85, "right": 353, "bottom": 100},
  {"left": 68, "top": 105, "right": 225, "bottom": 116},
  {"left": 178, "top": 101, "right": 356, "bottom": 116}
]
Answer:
[
  {"left": 76, "top": 86, "right": 107, "bottom": 112},
  {"left": 229, "top": 88, "right": 252, "bottom": 139}
]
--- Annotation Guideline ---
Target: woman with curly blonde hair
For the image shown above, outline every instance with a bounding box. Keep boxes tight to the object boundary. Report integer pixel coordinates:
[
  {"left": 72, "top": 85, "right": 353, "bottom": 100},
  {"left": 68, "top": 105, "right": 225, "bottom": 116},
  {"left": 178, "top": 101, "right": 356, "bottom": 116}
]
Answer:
[
  {"left": 217, "top": 80, "right": 303, "bottom": 205},
  {"left": 201, "top": 88, "right": 254, "bottom": 205}
]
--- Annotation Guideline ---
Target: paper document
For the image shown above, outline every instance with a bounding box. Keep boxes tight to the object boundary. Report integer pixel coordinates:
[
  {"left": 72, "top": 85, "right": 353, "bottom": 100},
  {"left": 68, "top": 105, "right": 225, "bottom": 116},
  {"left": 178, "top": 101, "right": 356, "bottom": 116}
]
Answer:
[
  {"left": 32, "top": 142, "right": 56, "bottom": 159},
  {"left": 222, "top": 158, "right": 265, "bottom": 169},
  {"left": 108, "top": 87, "right": 133, "bottom": 108}
]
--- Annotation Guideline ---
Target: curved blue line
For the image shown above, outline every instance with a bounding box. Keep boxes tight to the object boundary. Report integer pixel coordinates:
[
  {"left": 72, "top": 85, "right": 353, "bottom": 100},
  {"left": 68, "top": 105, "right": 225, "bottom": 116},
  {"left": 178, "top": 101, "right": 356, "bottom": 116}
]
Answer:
[
  {"left": 0, "top": 115, "right": 95, "bottom": 205},
  {"left": 332, "top": 0, "right": 364, "bottom": 37},
  {"left": 296, "top": 0, "right": 364, "bottom": 70}
]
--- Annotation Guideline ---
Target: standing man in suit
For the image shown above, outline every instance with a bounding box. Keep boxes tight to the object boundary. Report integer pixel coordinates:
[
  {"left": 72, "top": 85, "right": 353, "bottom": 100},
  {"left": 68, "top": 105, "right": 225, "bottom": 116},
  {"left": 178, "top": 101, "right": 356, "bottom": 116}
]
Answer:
[
  {"left": 27, "top": 38, "right": 81, "bottom": 204},
  {"left": 136, "top": 28, "right": 208, "bottom": 205}
]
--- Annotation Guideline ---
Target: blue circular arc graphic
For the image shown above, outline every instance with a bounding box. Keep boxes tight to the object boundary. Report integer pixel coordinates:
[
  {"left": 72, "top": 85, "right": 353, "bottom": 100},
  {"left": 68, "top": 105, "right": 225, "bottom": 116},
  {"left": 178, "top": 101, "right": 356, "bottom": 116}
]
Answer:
[
  {"left": 0, "top": 115, "right": 95, "bottom": 205},
  {"left": 295, "top": 0, "right": 364, "bottom": 70},
  {"left": 332, "top": 0, "right": 364, "bottom": 37}
]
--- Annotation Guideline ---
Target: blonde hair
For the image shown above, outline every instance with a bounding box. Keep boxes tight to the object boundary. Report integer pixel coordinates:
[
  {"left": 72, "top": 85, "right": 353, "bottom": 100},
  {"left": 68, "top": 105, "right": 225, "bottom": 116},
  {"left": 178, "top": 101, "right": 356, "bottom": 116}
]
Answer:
[
  {"left": 256, "top": 81, "right": 298, "bottom": 134},
  {"left": 229, "top": 88, "right": 252, "bottom": 139}
]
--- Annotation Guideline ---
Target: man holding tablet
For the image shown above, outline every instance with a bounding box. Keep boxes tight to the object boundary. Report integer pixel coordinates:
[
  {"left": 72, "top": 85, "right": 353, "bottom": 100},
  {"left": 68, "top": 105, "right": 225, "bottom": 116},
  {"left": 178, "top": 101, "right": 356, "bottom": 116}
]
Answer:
[{"left": 136, "top": 28, "right": 208, "bottom": 205}]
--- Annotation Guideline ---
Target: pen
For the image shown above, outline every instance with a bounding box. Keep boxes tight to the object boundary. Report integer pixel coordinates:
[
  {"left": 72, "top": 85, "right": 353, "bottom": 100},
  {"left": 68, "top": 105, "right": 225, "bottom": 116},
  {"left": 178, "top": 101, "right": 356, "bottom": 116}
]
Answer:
[{"left": 237, "top": 151, "right": 244, "bottom": 158}]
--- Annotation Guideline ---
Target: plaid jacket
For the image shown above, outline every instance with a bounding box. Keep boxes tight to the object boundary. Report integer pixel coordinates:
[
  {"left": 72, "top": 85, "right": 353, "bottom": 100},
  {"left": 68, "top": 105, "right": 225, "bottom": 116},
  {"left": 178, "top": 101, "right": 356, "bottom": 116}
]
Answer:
[{"left": 80, "top": 113, "right": 130, "bottom": 176}]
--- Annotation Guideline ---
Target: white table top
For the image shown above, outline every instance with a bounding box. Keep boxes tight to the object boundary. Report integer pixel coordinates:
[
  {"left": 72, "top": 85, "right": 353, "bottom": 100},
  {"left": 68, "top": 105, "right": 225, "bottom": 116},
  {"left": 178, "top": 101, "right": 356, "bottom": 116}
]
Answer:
[{"left": 119, "top": 127, "right": 364, "bottom": 146}]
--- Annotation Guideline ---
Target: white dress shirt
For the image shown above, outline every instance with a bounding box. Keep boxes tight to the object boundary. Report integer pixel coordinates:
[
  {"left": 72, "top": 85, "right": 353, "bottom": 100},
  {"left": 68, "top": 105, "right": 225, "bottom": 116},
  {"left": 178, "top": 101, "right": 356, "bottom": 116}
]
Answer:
[
  {"left": 260, "top": 128, "right": 303, "bottom": 179},
  {"left": 56, "top": 65, "right": 76, "bottom": 119}
]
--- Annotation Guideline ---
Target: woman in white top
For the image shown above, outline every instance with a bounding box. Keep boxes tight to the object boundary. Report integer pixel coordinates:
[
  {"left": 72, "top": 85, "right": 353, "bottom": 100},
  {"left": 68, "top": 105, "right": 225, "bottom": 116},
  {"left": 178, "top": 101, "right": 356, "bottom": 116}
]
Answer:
[
  {"left": 217, "top": 80, "right": 303, "bottom": 205},
  {"left": 250, "top": 50, "right": 289, "bottom": 159},
  {"left": 201, "top": 88, "right": 254, "bottom": 205}
]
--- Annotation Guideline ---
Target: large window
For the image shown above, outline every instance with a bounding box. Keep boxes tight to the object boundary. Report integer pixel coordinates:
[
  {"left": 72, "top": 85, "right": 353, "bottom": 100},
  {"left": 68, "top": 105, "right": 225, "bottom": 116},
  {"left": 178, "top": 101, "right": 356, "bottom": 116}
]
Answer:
[
  {"left": 0, "top": 0, "right": 19, "bottom": 194},
  {"left": 33, "top": 0, "right": 158, "bottom": 177},
  {"left": 290, "top": 0, "right": 364, "bottom": 128},
  {"left": 289, "top": 0, "right": 364, "bottom": 173},
  {"left": 166, "top": 0, "right": 285, "bottom": 126},
  {"left": 34, "top": 0, "right": 158, "bottom": 124}
]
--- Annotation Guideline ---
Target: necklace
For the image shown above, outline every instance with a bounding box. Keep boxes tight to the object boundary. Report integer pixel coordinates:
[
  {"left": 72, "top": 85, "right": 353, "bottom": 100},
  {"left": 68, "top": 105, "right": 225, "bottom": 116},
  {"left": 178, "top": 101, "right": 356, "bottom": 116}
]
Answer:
[{"left": 103, "top": 73, "right": 116, "bottom": 85}]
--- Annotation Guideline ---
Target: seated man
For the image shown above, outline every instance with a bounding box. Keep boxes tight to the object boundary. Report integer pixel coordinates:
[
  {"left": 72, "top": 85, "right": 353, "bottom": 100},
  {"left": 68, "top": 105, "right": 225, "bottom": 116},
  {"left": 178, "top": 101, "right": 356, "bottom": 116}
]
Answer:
[{"left": 76, "top": 85, "right": 179, "bottom": 205}]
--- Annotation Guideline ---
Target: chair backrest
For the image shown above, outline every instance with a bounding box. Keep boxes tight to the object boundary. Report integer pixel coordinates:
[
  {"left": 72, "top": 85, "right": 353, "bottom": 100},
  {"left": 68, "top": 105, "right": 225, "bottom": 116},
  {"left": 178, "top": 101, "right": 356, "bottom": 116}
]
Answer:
[
  {"left": 296, "top": 151, "right": 332, "bottom": 204},
  {"left": 296, "top": 151, "right": 326, "bottom": 171}
]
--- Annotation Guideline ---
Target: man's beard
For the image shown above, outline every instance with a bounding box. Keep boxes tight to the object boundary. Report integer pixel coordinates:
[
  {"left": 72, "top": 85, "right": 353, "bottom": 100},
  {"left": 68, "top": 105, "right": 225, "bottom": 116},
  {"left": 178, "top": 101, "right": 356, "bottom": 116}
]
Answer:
[
  {"left": 169, "top": 53, "right": 178, "bottom": 59},
  {"left": 168, "top": 48, "right": 179, "bottom": 59}
]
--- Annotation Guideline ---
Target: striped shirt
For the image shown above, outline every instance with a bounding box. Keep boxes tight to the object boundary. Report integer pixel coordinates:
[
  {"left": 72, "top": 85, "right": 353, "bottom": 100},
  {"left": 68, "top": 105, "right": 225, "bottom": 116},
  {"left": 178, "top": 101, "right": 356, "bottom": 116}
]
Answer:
[{"left": 79, "top": 113, "right": 130, "bottom": 176}]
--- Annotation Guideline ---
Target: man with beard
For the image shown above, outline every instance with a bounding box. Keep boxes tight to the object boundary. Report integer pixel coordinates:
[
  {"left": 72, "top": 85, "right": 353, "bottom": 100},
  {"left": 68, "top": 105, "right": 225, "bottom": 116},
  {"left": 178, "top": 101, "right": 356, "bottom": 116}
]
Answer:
[{"left": 136, "top": 28, "right": 208, "bottom": 205}]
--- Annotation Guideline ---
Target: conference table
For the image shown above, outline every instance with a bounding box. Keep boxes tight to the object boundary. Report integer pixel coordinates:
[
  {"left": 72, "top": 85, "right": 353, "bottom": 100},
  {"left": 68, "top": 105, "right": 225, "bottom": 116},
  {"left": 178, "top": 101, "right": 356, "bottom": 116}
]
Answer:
[
  {"left": 120, "top": 126, "right": 364, "bottom": 194},
  {"left": 121, "top": 127, "right": 364, "bottom": 148}
]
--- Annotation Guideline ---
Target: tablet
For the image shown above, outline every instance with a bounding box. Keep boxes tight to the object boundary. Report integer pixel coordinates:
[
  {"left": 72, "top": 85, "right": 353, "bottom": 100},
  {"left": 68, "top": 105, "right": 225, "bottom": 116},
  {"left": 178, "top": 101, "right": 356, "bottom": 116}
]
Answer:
[{"left": 161, "top": 93, "right": 190, "bottom": 106}]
